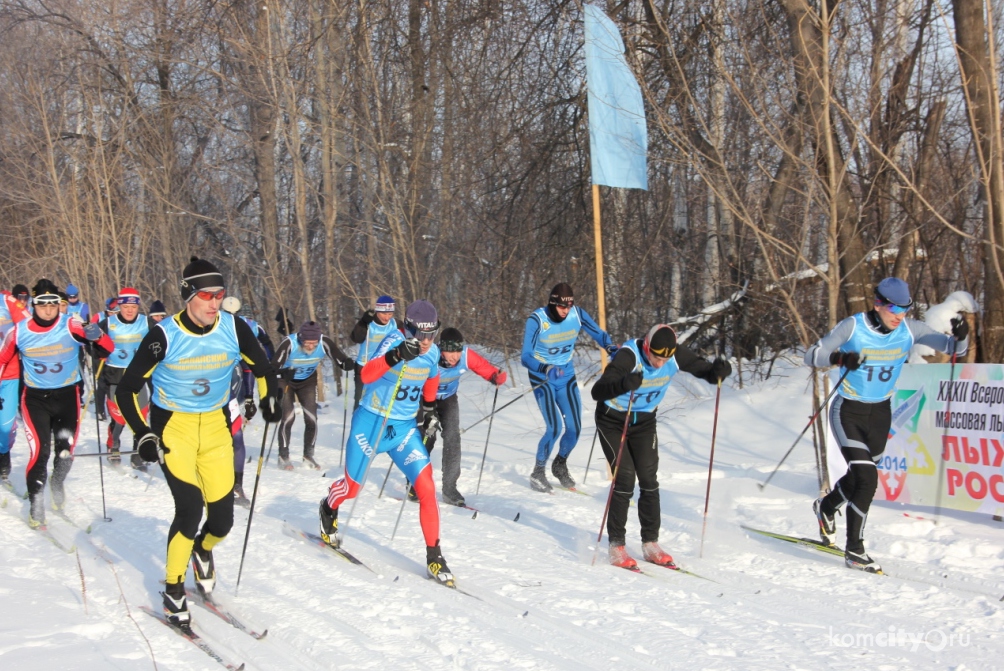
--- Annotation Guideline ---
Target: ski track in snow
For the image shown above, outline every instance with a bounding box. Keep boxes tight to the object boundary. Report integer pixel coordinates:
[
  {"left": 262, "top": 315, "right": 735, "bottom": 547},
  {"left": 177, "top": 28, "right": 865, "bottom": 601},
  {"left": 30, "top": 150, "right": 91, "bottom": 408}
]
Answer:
[{"left": 0, "top": 356, "right": 1001, "bottom": 670}]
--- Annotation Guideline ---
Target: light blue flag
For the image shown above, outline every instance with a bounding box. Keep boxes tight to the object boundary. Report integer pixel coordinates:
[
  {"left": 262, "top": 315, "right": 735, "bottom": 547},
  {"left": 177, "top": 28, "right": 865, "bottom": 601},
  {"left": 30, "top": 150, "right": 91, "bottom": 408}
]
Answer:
[{"left": 584, "top": 4, "right": 648, "bottom": 190}]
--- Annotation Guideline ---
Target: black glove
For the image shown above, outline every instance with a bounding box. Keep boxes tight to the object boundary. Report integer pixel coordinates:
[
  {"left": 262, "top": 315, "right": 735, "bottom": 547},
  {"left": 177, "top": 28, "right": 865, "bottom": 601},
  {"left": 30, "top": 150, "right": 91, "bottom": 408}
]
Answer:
[
  {"left": 421, "top": 401, "right": 441, "bottom": 438},
  {"left": 623, "top": 371, "right": 644, "bottom": 392},
  {"left": 260, "top": 393, "right": 282, "bottom": 423},
  {"left": 385, "top": 338, "right": 421, "bottom": 367},
  {"left": 83, "top": 322, "right": 104, "bottom": 342},
  {"left": 711, "top": 357, "right": 732, "bottom": 383},
  {"left": 951, "top": 316, "right": 969, "bottom": 342},
  {"left": 280, "top": 368, "right": 296, "bottom": 382},
  {"left": 340, "top": 358, "right": 356, "bottom": 372},
  {"left": 136, "top": 430, "right": 167, "bottom": 463},
  {"left": 360, "top": 309, "right": 376, "bottom": 326},
  {"left": 829, "top": 351, "right": 863, "bottom": 371},
  {"left": 243, "top": 398, "right": 257, "bottom": 421}
]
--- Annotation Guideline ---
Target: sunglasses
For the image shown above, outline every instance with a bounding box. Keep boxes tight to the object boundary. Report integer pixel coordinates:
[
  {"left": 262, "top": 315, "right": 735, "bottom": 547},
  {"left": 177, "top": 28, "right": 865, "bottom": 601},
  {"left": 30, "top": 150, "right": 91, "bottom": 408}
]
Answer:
[
  {"left": 195, "top": 288, "right": 226, "bottom": 301},
  {"left": 649, "top": 346, "right": 676, "bottom": 359},
  {"left": 406, "top": 326, "right": 439, "bottom": 342},
  {"left": 879, "top": 300, "right": 911, "bottom": 315},
  {"left": 34, "top": 296, "right": 61, "bottom": 306},
  {"left": 439, "top": 339, "right": 464, "bottom": 352}
]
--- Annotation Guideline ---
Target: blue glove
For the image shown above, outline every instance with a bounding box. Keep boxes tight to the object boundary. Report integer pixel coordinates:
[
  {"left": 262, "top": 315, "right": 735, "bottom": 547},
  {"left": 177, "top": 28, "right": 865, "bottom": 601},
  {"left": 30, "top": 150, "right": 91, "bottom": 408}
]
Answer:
[
  {"left": 83, "top": 322, "right": 104, "bottom": 342},
  {"left": 605, "top": 344, "right": 619, "bottom": 356},
  {"left": 546, "top": 366, "right": 564, "bottom": 383}
]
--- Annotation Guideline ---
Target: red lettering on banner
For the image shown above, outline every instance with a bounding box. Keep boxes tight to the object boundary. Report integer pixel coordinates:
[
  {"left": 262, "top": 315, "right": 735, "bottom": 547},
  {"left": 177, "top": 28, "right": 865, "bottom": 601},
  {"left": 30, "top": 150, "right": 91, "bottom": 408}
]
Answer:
[
  {"left": 942, "top": 436, "right": 960, "bottom": 462},
  {"left": 981, "top": 439, "right": 990, "bottom": 466},
  {"left": 992, "top": 440, "right": 1004, "bottom": 468},
  {"left": 990, "top": 475, "right": 1004, "bottom": 503},
  {"left": 962, "top": 437, "right": 980, "bottom": 464},
  {"left": 965, "top": 471, "right": 987, "bottom": 499},
  {"left": 947, "top": 468, "right": 963, "bottom": 496}
]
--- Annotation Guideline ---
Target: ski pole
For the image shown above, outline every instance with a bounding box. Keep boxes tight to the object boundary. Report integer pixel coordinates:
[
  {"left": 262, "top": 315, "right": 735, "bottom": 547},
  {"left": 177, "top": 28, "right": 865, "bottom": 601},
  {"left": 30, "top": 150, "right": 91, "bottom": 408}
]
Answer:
[
  {"left": 758, "top": 365, "right": 855, "bottom": 491},
  {"left": 699, "top": 381, "right": 722, "bottom": 558},
  {"left": 235, "top": 420, "right": 273, "bottom": 596},
  {"left": 591, "top": 393, "right": 635, "bottom": 566},
  {"left": 459, "top": 386, "right": 533, "bottom": 435},
  {"left": 474, "top": 386, "right": 500, "bottom": 495},
  {"left": 339, "top": 367, "right": 350, "bottom": 466},
  {"left": 73, "top": 450, "right": 137, "bottom": 457},
  {"left": 265, "top": 383, "right": 289, "bottom": 467},
  {"left": 377, "top": 460, "right": 394, "bottom": 498},
  {"left": 338, "top": 365, "right": 407, "bottom": 543},
  {"left": 92, "top": 365, "right": 111, "bottom": 522},
  {"left": 934, "top": 342, "right": 958, "bottom": 526},
  {"left": 582, "top": 427, "right": 599, "bottom": 484}
]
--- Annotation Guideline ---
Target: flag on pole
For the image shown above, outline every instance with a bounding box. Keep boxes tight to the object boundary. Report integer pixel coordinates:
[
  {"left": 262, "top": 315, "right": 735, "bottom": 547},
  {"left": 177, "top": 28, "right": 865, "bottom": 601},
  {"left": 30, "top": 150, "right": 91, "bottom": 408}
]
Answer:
[{"left": 583, "top": 4, "right": 648, "bottom": 190}]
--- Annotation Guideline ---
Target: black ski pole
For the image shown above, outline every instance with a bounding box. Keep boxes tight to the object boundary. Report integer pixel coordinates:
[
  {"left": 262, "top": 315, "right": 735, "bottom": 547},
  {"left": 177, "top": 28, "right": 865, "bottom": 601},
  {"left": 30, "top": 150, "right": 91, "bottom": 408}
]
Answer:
[
  {"left": 391, "top": 433, "right": 433, "bottom": 541},
  {"left": 591, "top": 393, "right": 635, "bottom": 566},
  {"left": 699, "top": 381, "right": 723, "bottom": 558},
  {"left": 474, "top": 386, "right": 500, "bottom": 495},
  {"left": 91, "top": 365, "right": 111, "bottom": 522},
  {"left": 758, "top": 366, "right": 853, "bottom": 491},
  {"left": 339, "top": 367, "right": 350, "bottom": 466},
  {"left": 459, "top": 386, "right": 533, "bottom": 435},
  {"left": 582, "top": 427, "right": 599, "bottom": 484},
  {"left": 377, "top": 460, "right": 394, "bottom": 499},
  {"left": 235, "top": 420, "right": 274, "bottom": 596},
  {"left": 265, "top": 384, "right": 287, "bottom": 467},
  {"left": 934, "top": 342, "right": 958, "bottom": 526}
]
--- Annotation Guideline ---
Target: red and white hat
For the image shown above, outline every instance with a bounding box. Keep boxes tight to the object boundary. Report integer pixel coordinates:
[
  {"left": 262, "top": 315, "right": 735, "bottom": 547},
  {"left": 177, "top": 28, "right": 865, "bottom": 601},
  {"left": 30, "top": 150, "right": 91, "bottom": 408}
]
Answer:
[{"left": 118, "top": 287, "right": 141, "bottom": 305}]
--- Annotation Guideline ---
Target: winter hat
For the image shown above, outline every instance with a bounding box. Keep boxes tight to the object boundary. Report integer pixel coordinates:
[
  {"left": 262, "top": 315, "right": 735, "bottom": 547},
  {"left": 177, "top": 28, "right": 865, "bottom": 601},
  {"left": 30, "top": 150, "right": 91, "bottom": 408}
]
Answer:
[
  {"left": 404, "top": 299, "right": 439, "bottom": 335},
  {"left": 298, "top": 320, "right": 323, "bottom": 342},
  {"left": 221, "top": 296, "right": 242, "bottom": 314},
  {"left": 57, "top": 291, "right": 69, "bottom": 304},
  {"left": 375, "top": 295, "right": 395, "bottom": 313},
  {"left": 149, "top": 300, "right": 167, "bottom": 316},
  {"left": 874, "top": 277, "right": 912, "bottom": 308},
  {"left": 66, "top": 283, "right": 80, "bottom": 298},
  {"left": 118, "top": 287, "right": 140, "bottom": 305},
  {"left": 439, "top": 327, "right": 464, "bottom": 352},
  {"left": 548, "top": 283, "right": 574, "bottom": 307},
  {"left": 12, "top": 284, "right": 29, "bottom": 298},
  {"left": 31, "top": 278, "right": 60, "bottom": 302},
  {"left": 643, "top": 324, "right": 677, "bottom": 360},
  {"left": 105, "top": 297, "right": 119, "bottom": 312},
  {"left": 180, "top": 256, "right": 224, "bottom": 303}
]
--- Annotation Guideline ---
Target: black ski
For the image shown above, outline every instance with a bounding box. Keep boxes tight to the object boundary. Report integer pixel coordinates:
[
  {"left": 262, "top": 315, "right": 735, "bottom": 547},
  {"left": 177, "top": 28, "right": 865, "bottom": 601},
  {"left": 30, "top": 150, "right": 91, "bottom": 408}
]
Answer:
[
  {"left": 139, "top": 606, "right": 245, "bottom": 670},
  {"left": 740, "top": 525, "right": 846, "bottom": 557},
  {"left": 186, "top": 589, "right": 268, "bottom": 640},
  {"left": 281, "top": 521, "right": 373, "bottom": 571}
]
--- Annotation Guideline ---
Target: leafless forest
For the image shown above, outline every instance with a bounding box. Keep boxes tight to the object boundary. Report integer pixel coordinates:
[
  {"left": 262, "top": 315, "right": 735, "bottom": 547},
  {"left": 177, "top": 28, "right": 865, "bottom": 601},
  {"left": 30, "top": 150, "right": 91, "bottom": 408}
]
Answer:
[{"left": 0, "top": 0, "right": 1000, "bottom": 365}]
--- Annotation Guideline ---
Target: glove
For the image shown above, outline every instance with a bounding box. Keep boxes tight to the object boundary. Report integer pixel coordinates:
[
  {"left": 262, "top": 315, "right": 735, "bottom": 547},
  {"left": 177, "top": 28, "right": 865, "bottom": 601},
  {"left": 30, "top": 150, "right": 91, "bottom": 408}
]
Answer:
[
  {"left": 951, "top": 316, "right": 969, "bottom": 342},
  {"left": 711, "top": 357, "right": 732, "bottom": 383},
  {"left": 260, "top": 392, "right": 282, "bottom": 423},
  {"left": 136, "top": 430, "right": 167, "bottom": 464},
  {"left": 385, "top": 338, "right": 421, "bottom": 367},
  {"left": 605, "top": 344, "right": 619, "bottom": 356},
  {"left": 243, "top": 398, "right": 257, "bottom": 421},
  {"left": 623, "top": 371, "right": 644, "bottom": 392},
  {"left": 422, "top": 402, "right": 441, "bottom": 439},
  {"left": 83, "top": 322, "right": 104, "bottom": 342},
  {"left": 360, "top": 309, "right": 376, "bottom": 326},
  {"left": 490, "top": 370, "right": 507, "bottom": 386},
  {"left": 340, "top": 358, "right": 356, "bottom": 372},
  {"left": 829, "top": 351, "right": 862, "bottom": 371},
  {"left": 280, "top": 368, "right": 296, "bottom": 382},
  {"left": 545, "top": 366, "right": 564, "bottom": 383}
]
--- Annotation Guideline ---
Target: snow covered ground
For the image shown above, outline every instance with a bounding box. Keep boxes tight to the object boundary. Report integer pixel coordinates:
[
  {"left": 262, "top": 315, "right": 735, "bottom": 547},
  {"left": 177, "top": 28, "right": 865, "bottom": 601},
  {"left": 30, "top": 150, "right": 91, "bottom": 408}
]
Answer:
[{"left": 1, "top": 353, "right": 1002, "bottom": 670}]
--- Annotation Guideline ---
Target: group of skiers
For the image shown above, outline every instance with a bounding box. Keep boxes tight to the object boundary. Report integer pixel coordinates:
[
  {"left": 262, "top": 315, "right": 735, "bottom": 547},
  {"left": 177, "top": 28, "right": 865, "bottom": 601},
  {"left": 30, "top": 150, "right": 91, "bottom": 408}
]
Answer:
[{"left": 0, "top": 263, "right": 970, "bottom": 631}]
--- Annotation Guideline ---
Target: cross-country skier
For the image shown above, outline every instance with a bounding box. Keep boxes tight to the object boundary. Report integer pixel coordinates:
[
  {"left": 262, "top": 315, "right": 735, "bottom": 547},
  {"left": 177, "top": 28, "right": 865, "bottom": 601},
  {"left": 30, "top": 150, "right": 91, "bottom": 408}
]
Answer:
[
  {"left": 319, "top": 299, "right": 455, "bottom": 586},
  {"left": 805, "top": 277, "right": 968, "bottom": 573},
  {"left": 273, "top": 320, "right": 354, "bottom": 470},
  {"left": 415, "top": 327, "right": 506, "bottom": 506},
  {"left": 148, "top": 300, "right": 168, "bottom": 323},
  {"left": 65, "top": 284, "right": 90, "bottom": 323},
  {"left": 0, "top": 279, "right": 114, "bottom": 526},
  {"left": 92, "top": 297, "right": 120, "bottom": 421},
  {"left": 591, "top": 325, "right": 730, "bottom": 569},
  {"left": 349, "top": 295, "right": 397, "bottom": 409},
  {"left": 98, "top": 287, "right": 156, "bottom": 470},
  {"left": 116, "top": 257, "right": 280, "bottom": 628},
  {"left": 521, "top": 282, "right": 615, "bottom": 492},
  {"left": 0, "top": 287, "right": 32, "bottom": 481}
]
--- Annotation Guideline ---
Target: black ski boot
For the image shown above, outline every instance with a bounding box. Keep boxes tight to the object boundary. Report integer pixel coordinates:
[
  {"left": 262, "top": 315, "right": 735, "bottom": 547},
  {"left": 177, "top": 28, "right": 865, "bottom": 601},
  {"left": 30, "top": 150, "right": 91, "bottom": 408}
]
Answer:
[
  {"left": 813, "top": 498, "right": 837, "bottom": 546},
  {"left": 551, "top": 455, "right": 575, "bottom": 489},
  {"left": 303, "top": 453, "right": 321, "bottom": 470},
  {"left": 233, "top": 472, "right": 251, "bottom": 509},
  {"left": 529, "top": 461, "right": 553, "bottom": 493},
  {"left": 130, "top": 452, "right": 148, "bottom": 472},
  {"left": 0, "top": 451, "right": 11, "bottom": 482},
  {"left": 441, "top": 487, "right": 466, "bottom": 507},
  {"left": 407, "top": 485, "right": 419, "bottom": 502},
  {"left": 426, "top": 542, "right": 455, "bottom": 587},
  {"left": 319, "top": 499, "right": 339, "bottom": 548},
  {"left": 163, "top": 581, "right": 191, "bottom": 629},
  {"left": 845, "top": 549, "right": 882, "bottom": 574},
  {"left": 191, "top": 538, "right": 217, "bottom": 596},
  {"left": 277, "top": 455, "right": 294, "bottom": 471}
]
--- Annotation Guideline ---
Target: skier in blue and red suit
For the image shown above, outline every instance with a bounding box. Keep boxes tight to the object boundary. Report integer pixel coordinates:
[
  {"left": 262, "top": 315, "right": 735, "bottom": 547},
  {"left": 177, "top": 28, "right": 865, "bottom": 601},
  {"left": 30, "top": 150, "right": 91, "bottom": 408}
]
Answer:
[
  {"left": 521, "top": 282, "right": 615, "bottom": 493},
  {"left": 0, "top": 286, "right": 32, "bottom": 481},
  {"left": 318, "top": 299, "right": 455, "bottom": 586}
]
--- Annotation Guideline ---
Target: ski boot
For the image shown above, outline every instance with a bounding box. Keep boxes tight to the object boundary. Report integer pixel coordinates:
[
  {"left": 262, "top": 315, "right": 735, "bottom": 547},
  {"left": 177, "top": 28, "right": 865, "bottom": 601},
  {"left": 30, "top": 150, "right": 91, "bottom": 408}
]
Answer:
[
  {"left": 190, "top": 538, "right": 217, "bottom": 596},
  {"left": 50, "top": 480, "right": 66, "bottom": 512},
  {"left": 277, "top": 455, "right": 294, "bottom": 471},
  {"left": 813, "top": 498, "right": 838, "bottom": 547},
  {"left": 641, "top": 541, "right": 677, "bottom": 568},
  {"left": 234, "top": 484, "right": 251, "bottom": 509},
  {"left": 28, "top": 492, "right": 46, "bottom": 529},
  {"left": 163, "top": 581, "right": 191, "bottom": 629},
  {"left": 441, "top": 487, "right": 466, "bottom": 507},
  {"left": 529, "top": 461, "right": 553, "bottom": 493},
  {"left": 107, "top": 447, "right": 122, "bottom": 466},
  {"left": 130, "top": 453, "right": 148, "bottom": 473},
  {"left": 318, "top": 499, "right": 339, "bottom": 548},
  {"left": 845, "top": 549, "right": 882, "bottom": 574},
  {"left": 407, "top": 485, "right": 419, "bottom": 502},
  {"left": 551, "top": 455, "right": 576, "bottom": 489},
  {"left": 609, "top": 543, "right": 638, "bottom": 570},
  {"left": 426, "top": 542, "right": 455, "bottom": 587},
  {"left": 303, "top": 455, "right": 321, "bottom": 470},
  {"left": 0, "top": 451, "right": 11, "bottom": 482},
  {"left": 96, "top": 411, "right": 107, "bottom": 423}
]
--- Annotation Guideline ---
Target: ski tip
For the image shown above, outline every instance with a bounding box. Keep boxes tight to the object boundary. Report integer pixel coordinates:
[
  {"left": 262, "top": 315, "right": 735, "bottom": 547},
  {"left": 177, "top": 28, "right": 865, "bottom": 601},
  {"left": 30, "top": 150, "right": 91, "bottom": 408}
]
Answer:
[
  {"left": 513, "top": 512, "right": 520, "bottom": 522},
  {"left": 470, "top": 510, "right": 478, "bottom": 519}
]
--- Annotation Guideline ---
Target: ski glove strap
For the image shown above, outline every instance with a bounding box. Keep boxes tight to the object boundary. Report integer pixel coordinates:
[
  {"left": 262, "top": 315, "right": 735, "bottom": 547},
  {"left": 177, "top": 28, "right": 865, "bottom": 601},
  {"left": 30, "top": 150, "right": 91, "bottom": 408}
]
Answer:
[
  {"left": 950, "top": 316, "right": 969, "bottom": 342},
  {"left": 260, "top": 394, "right": 282, "bottom": 423},
  {"left": 137, "top": 430, "right": 167, "bottom": 463}
]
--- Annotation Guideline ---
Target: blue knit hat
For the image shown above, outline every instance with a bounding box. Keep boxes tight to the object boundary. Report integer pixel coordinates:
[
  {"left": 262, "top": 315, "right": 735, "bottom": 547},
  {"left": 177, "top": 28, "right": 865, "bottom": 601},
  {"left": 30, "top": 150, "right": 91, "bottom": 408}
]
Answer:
[
  {"left": 375, "top": 295, "right": 395, "bottom": 313},
  {"left": 66, "top": 283, "right": 80, "bottom": 297}
]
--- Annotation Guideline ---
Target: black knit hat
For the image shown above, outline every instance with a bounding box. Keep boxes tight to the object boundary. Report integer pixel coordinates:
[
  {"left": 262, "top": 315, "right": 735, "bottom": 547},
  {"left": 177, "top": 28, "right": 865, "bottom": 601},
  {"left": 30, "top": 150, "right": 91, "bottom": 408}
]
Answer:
[
  {"left": 12, "top": 283, "right": 29, "bottom": 297},
  {"left": 298, "top": 320, "right": 323, "bottom": 342},
  {"left": 31, "top": 278, "right": 60, "bottom": 301},
  {"left": 643, "top": 324, "right": 677, "bottom": 359},
  {"left": 149, "top": 300, "right": 167, "bottom": 316},
  {"left": 439, "top": 327, "right": 464, "bottom": 352},
  {"left": 548, "top": 283, "right": 574, "bottom": 307},
  {"left": 180, "top": 256, "right": 224, "bottom": 302}
]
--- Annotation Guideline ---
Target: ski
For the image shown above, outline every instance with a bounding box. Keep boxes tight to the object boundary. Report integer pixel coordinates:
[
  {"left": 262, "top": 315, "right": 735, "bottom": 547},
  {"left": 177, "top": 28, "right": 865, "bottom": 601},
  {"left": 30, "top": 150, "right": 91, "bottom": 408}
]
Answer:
[
  {"left": 186, "top": 589, "right": 268, "bottom": 640},
  {"left": 52, "top": 509, "right": 93, "bottom": 534},
  {"left": 0, "top": 493, "right": 76, "bottom": 553},
  {"left": 281, "top": 521, "right": 373, "bottom": 571},
  {"left": 559, "top": 486, "right": 590, "bottom": 497},
  {"left": 139, "top": 606, "right": 245, "bottom": 670},
  {"left": 740, "top": 525, "right": 845, "bottom": 557}
]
